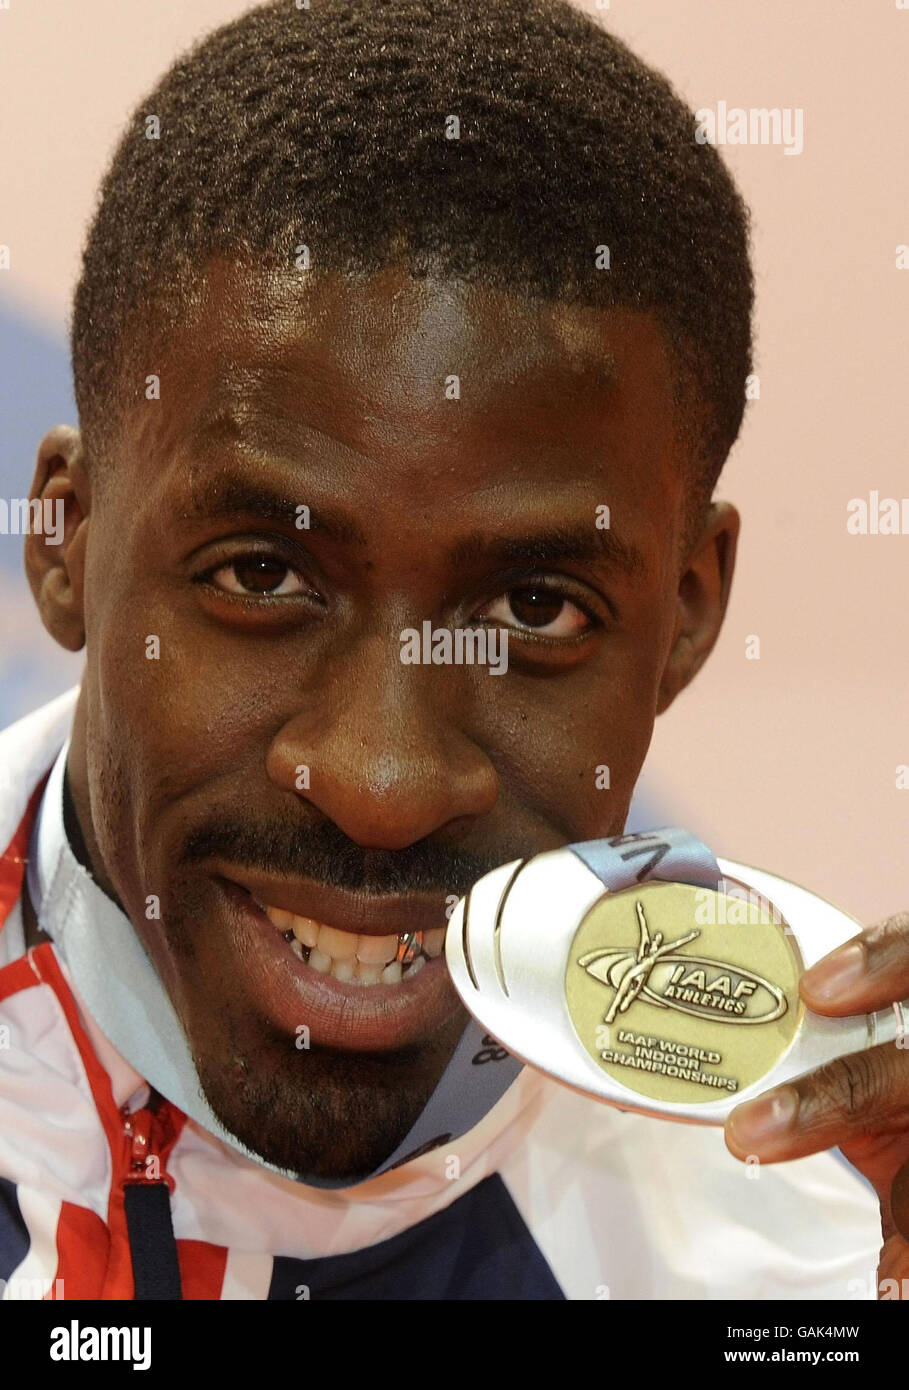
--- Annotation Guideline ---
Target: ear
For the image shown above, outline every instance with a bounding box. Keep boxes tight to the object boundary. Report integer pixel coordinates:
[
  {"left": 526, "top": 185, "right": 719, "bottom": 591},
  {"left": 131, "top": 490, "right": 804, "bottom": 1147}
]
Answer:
[
  {"left": 24, "top": 425, "right": 91, "bottom": 652},
  {"left": 656, "top": 500, "right": 739, "bottom": 714}
]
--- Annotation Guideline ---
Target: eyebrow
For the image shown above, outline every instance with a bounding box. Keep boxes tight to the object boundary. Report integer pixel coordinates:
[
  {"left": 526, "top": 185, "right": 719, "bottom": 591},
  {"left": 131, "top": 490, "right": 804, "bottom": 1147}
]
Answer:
[
  {"left": 182, "top": 472, "right": 645, "bottom": 579},
  {"left": 183, "top": 475, "right": 368, "bottom": 547},
  {"left": 449, "top": 523, "right": 647, "bottom": 580}
]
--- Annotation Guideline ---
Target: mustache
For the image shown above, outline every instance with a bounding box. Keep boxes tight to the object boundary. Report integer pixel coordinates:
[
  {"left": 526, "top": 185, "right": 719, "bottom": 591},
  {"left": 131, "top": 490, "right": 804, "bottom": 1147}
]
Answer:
[{"left": 178, "top": 815, "right": 511, "bottom": 899}]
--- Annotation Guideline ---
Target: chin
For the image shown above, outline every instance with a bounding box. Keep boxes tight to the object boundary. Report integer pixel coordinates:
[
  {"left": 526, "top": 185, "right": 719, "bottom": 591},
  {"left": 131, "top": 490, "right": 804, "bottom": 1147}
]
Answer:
[{"left": 190, "top": 1007, "right": 459, "bottom": 1180}]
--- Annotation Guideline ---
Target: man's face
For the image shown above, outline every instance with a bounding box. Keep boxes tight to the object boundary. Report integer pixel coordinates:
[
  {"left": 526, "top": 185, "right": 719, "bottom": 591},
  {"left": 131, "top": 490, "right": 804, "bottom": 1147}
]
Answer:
[{"left": 37, "top": 263, "right": 735, "bottom": 1179}]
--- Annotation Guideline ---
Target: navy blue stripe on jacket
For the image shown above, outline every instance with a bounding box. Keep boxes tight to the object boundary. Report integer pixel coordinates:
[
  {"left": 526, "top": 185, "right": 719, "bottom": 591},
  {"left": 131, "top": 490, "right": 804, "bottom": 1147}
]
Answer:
[
  {"left": 0, "top": 1177, "right": 29, "bottom": 1283},
  {"left": 268, "top": 1174, "right": 565, "bottom": 1300}
]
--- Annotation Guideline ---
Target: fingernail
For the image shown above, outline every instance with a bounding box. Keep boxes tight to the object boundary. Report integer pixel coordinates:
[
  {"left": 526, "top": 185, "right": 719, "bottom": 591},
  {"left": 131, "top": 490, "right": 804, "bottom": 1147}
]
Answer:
[
  {"left": 802, "top": 941, "right": 866, "bottom": 1001},
  {"left": 728, "top": 1086, "right": 799, "bottom": 1150}
]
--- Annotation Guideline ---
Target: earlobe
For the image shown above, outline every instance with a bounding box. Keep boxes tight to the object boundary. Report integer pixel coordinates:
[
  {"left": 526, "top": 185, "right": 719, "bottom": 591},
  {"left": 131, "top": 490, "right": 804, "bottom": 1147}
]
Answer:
[
  {"left": 24, "top": 425, "right": 91, "bottom": 652},
  {"left": 656, "top": 501, "right": 740, "bottom": 714}
]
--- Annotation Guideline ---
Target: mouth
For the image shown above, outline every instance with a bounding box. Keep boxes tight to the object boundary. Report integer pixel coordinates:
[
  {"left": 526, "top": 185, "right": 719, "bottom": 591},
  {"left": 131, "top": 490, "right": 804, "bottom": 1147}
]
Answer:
[
  {"left": 214, "top": 871, "right": 463, "bottom": 1051},
  {"left": 260, "top": 903, "right": 446, "bottom": 987}
]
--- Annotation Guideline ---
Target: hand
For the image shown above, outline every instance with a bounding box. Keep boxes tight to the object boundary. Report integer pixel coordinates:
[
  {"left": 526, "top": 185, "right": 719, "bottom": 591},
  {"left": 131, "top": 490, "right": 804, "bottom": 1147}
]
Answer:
[{"left": 725, "top": 912, "right": 909, "bottom": 1294}]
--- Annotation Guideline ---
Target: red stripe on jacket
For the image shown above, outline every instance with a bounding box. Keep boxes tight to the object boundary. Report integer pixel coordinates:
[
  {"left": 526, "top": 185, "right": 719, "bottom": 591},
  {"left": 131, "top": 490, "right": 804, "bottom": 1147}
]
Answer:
[{"left": 0, "top": 782, "right": 228, "bottom": 1299}]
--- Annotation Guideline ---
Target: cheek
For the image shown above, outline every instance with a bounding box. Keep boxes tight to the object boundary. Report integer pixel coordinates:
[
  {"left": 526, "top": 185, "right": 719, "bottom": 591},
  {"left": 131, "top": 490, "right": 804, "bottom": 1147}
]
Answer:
[
  {"left": 542, "top": 708, "right": 653, "bottom": 838},
  {"left": 479, "top": 652, "right": 661, "bottom": 840},
  {"left": 82, "top": 580, "right": 267, "bottom": 894},
  {"left": 89, "top": 552, "right": 274, "bottom": 778}
]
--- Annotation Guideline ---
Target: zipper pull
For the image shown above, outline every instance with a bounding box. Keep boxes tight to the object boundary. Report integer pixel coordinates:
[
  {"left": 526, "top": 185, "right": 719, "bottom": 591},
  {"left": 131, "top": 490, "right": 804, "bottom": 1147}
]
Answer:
[
  {"left": 121, "top": 1103, "right": 159, "bottom": 1183},
  {"left": 120, "top": 1098, "right": 183, "bottom": 1300}
]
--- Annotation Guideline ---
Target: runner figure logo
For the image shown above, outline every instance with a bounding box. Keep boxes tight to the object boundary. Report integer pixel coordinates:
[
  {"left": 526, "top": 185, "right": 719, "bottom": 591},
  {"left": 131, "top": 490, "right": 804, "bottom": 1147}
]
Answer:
[{"left": 577, "top": 900, "right": 787, "bottom": 1026}]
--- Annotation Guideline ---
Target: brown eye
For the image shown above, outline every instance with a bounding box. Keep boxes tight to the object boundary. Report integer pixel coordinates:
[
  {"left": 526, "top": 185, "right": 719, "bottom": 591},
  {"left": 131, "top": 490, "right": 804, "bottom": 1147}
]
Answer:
[
  {"left": 478, "top": 585, "right": 593, "bottom": 638},
  {"left": 508, "top": 587, "right": 565, "bottom": 628},
  {"left": 210, "top": 555, "right": 306, "bottom": 597}
]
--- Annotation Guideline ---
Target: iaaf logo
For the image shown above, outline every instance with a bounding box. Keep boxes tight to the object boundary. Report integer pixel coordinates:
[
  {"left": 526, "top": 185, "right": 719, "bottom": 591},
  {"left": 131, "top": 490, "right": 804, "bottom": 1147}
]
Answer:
[{"left": 577, "top": 900, "right": 787, "bottom": 1026}]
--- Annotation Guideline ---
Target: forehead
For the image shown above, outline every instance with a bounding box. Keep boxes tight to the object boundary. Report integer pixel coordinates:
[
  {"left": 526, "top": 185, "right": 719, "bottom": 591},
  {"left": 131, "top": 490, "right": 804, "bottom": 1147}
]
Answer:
[
  {"left": 176, "top": 257, "right": 674, "bottom": 421},
  {"left": 122, "top": 260, "right": 686, "bottom": 561}
]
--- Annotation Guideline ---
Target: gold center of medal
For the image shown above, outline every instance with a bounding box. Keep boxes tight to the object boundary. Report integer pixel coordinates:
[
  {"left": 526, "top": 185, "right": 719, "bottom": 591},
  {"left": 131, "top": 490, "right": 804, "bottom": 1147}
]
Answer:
[{"left": 564, "top": 881, "right": 803, "bottom": 1103}]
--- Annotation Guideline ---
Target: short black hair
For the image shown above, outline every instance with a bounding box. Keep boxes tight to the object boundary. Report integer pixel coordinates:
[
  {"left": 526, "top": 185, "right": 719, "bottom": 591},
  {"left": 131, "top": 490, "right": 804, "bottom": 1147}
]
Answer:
[{"left": 71, "top": 0, "right": 753, "bottom": 523}]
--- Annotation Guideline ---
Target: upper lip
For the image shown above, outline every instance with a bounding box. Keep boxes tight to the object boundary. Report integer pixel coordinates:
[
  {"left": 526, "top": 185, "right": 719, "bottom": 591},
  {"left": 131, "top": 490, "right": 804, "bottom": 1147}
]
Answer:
[{"left": 216, "top": 864, "right": 453, "bottom": 937}]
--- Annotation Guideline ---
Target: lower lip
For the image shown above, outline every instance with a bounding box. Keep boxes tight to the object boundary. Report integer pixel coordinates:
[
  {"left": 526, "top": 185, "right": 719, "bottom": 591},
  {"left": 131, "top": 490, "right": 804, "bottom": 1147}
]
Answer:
[{"left": 217, "top": 879, "right": 463, "bottom": 1052}]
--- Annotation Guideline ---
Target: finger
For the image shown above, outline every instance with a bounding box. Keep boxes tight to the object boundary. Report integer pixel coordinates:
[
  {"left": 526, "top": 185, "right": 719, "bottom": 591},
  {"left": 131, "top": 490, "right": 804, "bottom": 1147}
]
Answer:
[
  {"left": 725, "top": 1041, "right": 909, "bottom": 1163},
  {"left": 800, "top": 912, "right": 909, "bottom": 1015}
]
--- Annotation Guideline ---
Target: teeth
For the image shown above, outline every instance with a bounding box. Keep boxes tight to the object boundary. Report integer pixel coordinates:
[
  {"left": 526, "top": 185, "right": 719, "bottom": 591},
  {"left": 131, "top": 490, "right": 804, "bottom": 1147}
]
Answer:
[
  {"left": 262, "top": 900, "right": 444, "bottom": 986},
  {"left": 292, "top": 916, "right": 320, "bottom": 949},
  {"left": 317, "top": 925, "right": 358, "bottom": 959},
  {"left": 356, "top": 933, "right": 399, "bottom": 965},
  {"left": 264, "top": 906, "right": 296, "bottom": 933}
]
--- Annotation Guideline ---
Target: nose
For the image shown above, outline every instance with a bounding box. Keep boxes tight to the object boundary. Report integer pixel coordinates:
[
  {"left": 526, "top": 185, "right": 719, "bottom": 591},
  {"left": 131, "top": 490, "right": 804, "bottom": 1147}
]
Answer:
[{"left": 265, "top": 631, "right": 500, "bottom": 849}]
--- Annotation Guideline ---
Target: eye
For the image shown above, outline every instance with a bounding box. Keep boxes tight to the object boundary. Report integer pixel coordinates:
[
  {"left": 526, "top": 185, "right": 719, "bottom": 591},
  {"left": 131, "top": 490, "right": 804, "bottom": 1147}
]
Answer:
[
  {"left": 478, "top": 584, "right": 594, "bottom": 638},
  {"left": 206, "top": 554, "right": 307, "bottom": 597}
]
